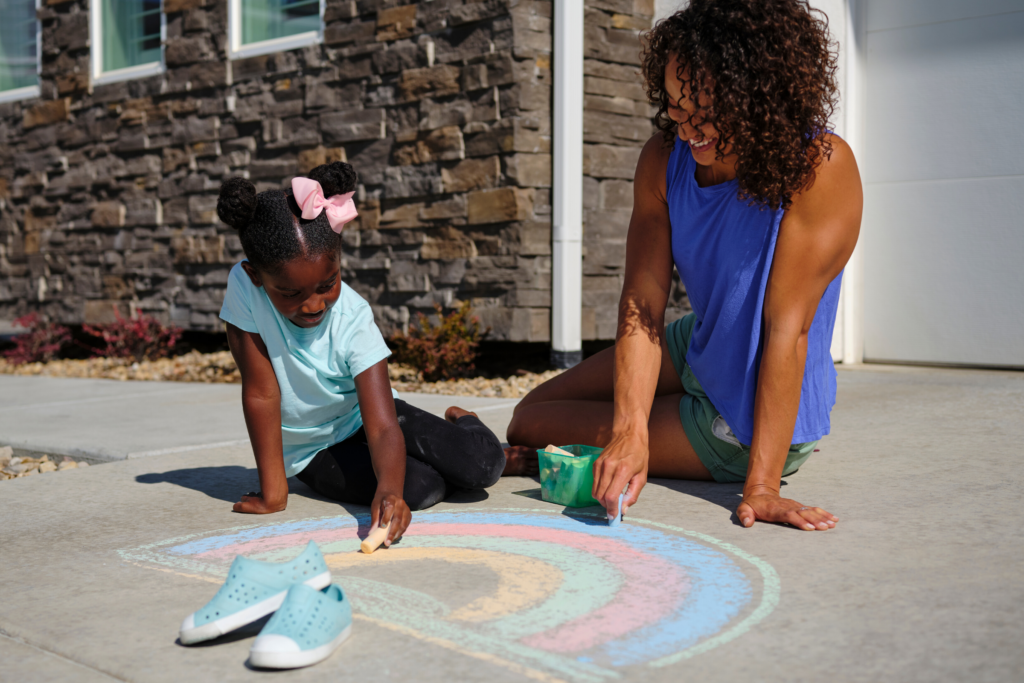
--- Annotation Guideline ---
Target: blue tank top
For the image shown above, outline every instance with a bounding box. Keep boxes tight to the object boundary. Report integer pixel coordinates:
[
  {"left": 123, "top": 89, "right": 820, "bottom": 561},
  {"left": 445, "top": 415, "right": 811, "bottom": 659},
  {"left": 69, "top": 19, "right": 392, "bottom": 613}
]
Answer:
[{"left": 665, "top": 141, "right": 842, "bottom": 445}]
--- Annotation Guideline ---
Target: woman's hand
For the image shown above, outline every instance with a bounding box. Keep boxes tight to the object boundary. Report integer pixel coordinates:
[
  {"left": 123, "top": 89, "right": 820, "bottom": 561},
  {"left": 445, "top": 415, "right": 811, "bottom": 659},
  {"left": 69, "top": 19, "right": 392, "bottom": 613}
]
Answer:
[
  {"left": 371, "top": 490, "right": 411, "bottom": 547},
  {"left": 233, "top": 490, "right": 287, "bottom": 514},
  {"left": 737, "top": 490, "right": 837, "bottom": 531},
  {"left": 592, "top": 433, "right": 649, "bottom": 519}
]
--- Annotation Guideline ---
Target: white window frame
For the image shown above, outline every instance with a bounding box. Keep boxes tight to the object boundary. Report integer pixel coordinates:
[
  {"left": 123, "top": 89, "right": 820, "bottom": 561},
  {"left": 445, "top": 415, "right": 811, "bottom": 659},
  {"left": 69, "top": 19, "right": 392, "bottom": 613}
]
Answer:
[
  {"left": 0, "top": 0, "right": 42, "bottom": 103},
  {"left": 90, "top": 0, "right": 166, "bottom": 86},
  {"left": 228, "top": 0, "right": 324, "bottom": 60}
]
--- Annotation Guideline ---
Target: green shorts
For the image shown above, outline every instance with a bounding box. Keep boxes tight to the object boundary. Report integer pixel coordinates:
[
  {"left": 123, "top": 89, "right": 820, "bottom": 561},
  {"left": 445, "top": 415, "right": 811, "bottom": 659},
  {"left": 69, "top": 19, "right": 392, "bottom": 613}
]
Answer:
[{"left": 665, "top": 313, "right": 817, "bottom": 483}]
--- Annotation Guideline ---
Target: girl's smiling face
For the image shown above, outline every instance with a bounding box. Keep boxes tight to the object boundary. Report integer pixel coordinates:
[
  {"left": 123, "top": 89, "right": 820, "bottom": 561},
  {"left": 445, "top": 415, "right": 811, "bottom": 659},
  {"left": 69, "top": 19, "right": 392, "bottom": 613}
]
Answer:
[{"left": 241, "top": 252, "right": 342, "bottom": 328}]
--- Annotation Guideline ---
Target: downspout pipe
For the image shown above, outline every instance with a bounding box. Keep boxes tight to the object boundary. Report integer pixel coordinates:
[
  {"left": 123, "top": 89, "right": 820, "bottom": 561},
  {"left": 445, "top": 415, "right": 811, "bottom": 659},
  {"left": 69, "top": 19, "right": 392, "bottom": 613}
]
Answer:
[
  {"left": 841, "top": 0, "right": 865, "bottom": 364},
  {"left": 551, "top": 0, "right": 584, "bottom": 369}
]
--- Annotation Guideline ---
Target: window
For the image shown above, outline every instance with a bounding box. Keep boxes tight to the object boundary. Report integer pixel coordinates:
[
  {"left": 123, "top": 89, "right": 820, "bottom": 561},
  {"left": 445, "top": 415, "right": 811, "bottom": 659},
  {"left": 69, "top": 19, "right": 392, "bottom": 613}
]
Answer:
[
  {"left": 91, "top": 0, "right": 164, "bottom": 84},
  {"left": 0, "top": 0, "right": 40, "bottom": 102},
  {"left": 229, "top": 0, "right": 323, "bottom": 60}
]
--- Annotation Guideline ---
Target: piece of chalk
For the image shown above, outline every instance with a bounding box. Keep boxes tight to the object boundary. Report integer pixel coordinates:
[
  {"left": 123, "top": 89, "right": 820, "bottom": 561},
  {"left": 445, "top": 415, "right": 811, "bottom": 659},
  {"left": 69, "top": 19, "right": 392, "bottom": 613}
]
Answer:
[
  {"left": 608, "top": 493, "right": 624, "bottom": 527},
  {"left": 360, "top": 521, "right": 391, "bottom": 554},
  {"left": 544, "top": 444, "right": 573, "bottom": 456}
]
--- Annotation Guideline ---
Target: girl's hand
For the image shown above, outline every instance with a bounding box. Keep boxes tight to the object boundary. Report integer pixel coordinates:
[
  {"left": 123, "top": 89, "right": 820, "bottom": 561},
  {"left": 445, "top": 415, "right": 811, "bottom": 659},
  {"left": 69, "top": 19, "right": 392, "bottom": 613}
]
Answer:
[
  {"left": 737, "top": 491, "right": 837, "bottom": 531},
  {"left": 592, "top": 433, "right": 649, "bottom": 519},
  {"left": 371, "top": 490, "right": 411, "bottom": 547},
  {"left": 233, "top": 491, "right": 287, "bottom": 514}
]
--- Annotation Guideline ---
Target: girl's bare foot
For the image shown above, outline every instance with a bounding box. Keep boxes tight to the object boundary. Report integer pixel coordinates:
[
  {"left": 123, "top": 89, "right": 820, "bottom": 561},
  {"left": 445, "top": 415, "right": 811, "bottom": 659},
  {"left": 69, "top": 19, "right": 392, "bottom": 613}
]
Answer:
[
  {"left": 444, "top": 406, "right": 478, "bottom": 423},
  {"left": 502, "top": 445, "right": 539, "bottom": 477}
]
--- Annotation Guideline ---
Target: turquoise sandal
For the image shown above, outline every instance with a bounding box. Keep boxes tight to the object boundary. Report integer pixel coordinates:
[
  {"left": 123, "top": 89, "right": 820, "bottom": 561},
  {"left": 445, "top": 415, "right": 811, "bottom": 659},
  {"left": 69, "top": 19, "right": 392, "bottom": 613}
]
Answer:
[
  {"left": 179, "top": 540, "right": 330, "bottom": 645},
  {"left": 248, "top": 583, "right": 352, "bottom": 669}
]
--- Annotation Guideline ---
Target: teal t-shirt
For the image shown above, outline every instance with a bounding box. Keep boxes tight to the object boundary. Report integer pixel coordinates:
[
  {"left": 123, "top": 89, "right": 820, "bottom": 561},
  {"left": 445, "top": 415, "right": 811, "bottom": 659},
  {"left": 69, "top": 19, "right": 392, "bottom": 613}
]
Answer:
[{"left": 219, "top": 261, "right": 394, "bottom": 477}]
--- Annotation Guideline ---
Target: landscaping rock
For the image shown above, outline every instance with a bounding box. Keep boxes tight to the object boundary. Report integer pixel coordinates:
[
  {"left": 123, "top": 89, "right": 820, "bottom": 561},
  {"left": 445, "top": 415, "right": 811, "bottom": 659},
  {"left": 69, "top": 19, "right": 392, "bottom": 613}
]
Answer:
[
  {"left": 0, "top": 453, "right": 87, "bottom": 481},
  {"left": 0, "top": 352, "right": 562, "bottom": 399}
]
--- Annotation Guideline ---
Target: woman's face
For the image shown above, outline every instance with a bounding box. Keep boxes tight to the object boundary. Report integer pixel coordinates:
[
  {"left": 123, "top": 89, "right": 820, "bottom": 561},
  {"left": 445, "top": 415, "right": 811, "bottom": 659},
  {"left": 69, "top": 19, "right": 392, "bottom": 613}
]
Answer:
[
  {"left": 242, "top": 251, "right": 343, "bottom": 328},
  {"left": 663, "top": 54, "right": 736, "bottom": 170}
]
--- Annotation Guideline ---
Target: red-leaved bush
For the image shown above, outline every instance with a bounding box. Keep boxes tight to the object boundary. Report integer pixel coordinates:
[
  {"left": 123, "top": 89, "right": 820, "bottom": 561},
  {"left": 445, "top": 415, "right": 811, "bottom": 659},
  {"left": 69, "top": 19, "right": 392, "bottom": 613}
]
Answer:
[
  {"left": 388, "top": 302, "right": 486, "bottom": 382},
  {"left": 2, "top": 313, "right": 72, "bottom": 365},
  {"left": 82, "top": 308, "right": 182, "bottom": 363}
]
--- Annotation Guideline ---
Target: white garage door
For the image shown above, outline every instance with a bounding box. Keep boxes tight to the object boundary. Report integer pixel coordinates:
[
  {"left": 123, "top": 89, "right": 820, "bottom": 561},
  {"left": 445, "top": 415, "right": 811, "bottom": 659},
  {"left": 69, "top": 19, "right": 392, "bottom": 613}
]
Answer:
[{"left": 861, "top": 0, "right": 1024, "bottom": 367}]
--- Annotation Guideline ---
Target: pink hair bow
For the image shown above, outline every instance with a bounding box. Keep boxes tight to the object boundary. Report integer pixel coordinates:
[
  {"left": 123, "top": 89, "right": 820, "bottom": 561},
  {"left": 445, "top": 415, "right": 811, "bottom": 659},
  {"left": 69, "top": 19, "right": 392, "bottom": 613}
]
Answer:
[{"left": 291, "top": 177, "right": 358, "bottom": 233}]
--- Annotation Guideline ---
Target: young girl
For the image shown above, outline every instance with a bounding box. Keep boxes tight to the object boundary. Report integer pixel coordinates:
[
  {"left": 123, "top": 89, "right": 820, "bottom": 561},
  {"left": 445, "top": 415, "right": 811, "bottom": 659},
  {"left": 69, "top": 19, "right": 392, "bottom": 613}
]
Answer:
[{"left": 216, "top": 161, "right": 507, "bottom": 547}]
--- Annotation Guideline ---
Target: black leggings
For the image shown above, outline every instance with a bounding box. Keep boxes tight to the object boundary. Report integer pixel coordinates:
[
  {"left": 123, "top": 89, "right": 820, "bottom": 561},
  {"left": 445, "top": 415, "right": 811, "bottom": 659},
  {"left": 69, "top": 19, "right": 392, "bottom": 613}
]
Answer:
[{"left": 295, "top": 399, "right": 506, "bottom": 510}]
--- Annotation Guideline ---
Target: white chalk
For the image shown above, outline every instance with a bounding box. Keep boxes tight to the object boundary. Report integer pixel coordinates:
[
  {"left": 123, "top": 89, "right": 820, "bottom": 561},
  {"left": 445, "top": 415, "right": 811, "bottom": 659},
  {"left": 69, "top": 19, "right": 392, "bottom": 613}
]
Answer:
[
  {"left": 360, "top": 521, "right": 391, "bottom": 554},
  {"left": 544, "top": 444, "right": 573, "bottom": 456}
]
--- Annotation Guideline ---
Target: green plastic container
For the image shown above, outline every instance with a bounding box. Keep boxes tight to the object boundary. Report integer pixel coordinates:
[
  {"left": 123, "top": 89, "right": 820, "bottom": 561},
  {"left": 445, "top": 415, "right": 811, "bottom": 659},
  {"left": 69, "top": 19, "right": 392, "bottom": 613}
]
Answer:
[{"left": 537, "top": 445, "right": 603, "bottom": 507}]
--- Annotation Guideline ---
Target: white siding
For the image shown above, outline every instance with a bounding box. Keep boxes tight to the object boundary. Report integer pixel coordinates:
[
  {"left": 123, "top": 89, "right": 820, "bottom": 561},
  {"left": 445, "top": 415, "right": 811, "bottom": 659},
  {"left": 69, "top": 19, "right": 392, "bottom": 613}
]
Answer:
[{"left": 861, "top": 3, "right": 1024, "bottom": 366}]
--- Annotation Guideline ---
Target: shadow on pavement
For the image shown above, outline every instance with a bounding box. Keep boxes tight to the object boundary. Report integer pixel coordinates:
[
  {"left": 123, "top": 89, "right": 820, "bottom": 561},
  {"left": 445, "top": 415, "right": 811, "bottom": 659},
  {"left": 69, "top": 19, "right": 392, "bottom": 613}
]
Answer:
[
  {"left": 650, "top": 477, "right": 745, "bottom": 514},
  {"left": 136, "top": 466, "right": 259, "bottom": 503},
  {"left": 175, "top": 615, "right": 271, "bottom": 649},
  {"left": 444, "top": 487, "right": 491, "bottom": 504},
  {"left": 650, "top": 477, "right": 790, "bottom": 527}
]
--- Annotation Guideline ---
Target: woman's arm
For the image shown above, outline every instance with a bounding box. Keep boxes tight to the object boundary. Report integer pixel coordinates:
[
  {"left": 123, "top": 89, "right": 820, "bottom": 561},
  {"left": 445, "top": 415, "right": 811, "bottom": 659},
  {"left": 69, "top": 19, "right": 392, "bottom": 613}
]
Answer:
[
  {"left": 226, "top": 323, "right": 289, "bottom": 514},
  {"left": 738, "top": 135, "right": 863, "bottom": 530},
  {"left": 353, "top": 359, "right": 411, "bottom": 546},
  {"left": 592, "top": 135, "right": 676, "bottom": 516}
]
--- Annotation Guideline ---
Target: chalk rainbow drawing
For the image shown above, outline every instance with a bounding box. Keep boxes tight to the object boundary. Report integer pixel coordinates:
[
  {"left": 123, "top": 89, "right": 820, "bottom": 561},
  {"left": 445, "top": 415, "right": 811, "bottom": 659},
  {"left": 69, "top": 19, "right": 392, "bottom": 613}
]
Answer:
[{"left": 120, "top": 508, "right": 778, "bottom": 682}]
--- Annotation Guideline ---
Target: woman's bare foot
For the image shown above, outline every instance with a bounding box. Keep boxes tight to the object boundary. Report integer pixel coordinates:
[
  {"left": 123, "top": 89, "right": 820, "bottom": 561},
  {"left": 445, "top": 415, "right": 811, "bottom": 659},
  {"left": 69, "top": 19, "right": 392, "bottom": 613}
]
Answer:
[
  {"left": 444, "top": 406, "right": 478, "bottom": 423},
  {"left": 502, "top": 445, "right": 539, "bottom": 477}
]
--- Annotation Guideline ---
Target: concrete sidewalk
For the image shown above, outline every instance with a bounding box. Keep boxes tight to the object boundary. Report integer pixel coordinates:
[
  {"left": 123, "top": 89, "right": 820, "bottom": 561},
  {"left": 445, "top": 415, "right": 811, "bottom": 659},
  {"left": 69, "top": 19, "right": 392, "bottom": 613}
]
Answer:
[
  {"left": 0, "top": 375, "right": 520, "bottom": 462},
  {"left": 1, "top": 365, "right": 1023, "bottom": 682}
]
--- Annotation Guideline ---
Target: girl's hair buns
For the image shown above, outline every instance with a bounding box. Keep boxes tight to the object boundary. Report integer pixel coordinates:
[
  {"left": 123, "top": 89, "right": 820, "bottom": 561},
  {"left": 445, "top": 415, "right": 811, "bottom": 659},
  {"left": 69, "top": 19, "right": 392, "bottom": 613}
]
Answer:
[
  {"left": 306, "top": 161, "right": 358, "bottom": 199},
  {"left": 217, "top": 177, "right": 258, "bottom": 230},
  {"left": 215, "top": 164, "right": 355, "bottom": 273}
]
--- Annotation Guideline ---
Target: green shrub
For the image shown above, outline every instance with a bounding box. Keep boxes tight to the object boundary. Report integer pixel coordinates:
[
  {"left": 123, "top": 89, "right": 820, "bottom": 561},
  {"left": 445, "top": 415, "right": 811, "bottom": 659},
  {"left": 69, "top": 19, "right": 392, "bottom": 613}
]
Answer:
[{"left": 388, "top": 302, "right": 486, "bottom": 381}]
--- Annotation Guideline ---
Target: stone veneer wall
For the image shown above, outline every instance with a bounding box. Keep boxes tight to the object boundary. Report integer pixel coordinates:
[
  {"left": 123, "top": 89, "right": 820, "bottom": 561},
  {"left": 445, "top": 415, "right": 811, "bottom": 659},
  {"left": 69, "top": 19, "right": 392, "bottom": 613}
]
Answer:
[{"left": 0, "top": 0, "right": 689, "bottom": 341}]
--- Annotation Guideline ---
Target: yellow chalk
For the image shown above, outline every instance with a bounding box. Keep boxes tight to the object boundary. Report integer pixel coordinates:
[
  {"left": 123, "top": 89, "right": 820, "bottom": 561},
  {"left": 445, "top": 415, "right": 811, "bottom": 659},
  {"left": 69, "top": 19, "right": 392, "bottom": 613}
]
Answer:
[
  {"left": 360, "top": 521, "right": 391, "bottom": 554},
  {"left": 544, "top": 444, "right": 573, "bottom": 457}
]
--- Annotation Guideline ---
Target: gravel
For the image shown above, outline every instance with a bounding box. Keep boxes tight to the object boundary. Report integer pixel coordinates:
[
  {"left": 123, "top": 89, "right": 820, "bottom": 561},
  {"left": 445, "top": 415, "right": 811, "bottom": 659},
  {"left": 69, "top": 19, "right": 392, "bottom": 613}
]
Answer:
[
  {"left": 0, "top": 351, "right": 563, "bottom": 398},
  {"left": 0, "top": 446, "right": 89, "bottom": 481},
  {"left": 0, "top": 351, "right": 241, "bottom": 383}
]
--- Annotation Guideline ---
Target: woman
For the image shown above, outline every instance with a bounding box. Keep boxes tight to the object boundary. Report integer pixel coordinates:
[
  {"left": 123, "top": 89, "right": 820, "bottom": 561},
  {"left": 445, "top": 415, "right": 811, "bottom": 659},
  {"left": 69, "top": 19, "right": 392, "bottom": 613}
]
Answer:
[{"left": 506, "top": 0, "right": 862, "bottom": 531}]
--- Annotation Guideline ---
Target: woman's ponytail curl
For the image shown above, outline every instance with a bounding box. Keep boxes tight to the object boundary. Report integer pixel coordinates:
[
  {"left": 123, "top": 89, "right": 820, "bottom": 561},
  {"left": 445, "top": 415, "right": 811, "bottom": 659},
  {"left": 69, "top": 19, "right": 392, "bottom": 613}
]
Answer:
[
  {"left": 217, "top": 177, "right": 258, "bottom": 230},
  {"left": 306, "top": 161, "right": 358, "bottom": 197}
]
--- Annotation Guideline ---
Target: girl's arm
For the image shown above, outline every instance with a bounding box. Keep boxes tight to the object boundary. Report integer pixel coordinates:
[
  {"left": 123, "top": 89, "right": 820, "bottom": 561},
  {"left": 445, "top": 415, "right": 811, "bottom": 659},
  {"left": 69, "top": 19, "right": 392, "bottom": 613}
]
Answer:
[
  {"left": 738, "top": 135, "right": 862, "bottom": 531},
  {"left": 353, "top": 359, "right": 412, "bottom": 546},
  {"left": 591, "top": 135, "right": 676, "bottom": 516},
  {"left": 226, "top": 322, "right": 289, "bottom": 514}
]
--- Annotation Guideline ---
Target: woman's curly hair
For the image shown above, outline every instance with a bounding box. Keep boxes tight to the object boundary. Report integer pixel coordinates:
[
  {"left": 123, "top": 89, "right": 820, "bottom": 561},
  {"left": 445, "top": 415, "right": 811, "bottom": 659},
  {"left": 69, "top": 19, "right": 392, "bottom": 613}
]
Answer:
[{"left": 642, "top": 0, "right": 839, "bottom": 210}]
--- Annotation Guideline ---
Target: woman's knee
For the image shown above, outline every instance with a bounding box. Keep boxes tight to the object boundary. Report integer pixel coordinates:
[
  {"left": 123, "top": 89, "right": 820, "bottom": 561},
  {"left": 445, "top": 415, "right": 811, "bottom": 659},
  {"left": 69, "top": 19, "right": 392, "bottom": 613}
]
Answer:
[{"left": 506, "top": 406, "right": 534, "bottom": 446}]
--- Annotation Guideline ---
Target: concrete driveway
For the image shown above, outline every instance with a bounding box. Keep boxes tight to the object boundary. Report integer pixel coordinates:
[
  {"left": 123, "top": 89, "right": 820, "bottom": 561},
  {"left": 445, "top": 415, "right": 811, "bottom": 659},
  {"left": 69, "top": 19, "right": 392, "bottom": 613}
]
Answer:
[{"left": 0, "top": 365, "right": 1022, "bottom": 682}]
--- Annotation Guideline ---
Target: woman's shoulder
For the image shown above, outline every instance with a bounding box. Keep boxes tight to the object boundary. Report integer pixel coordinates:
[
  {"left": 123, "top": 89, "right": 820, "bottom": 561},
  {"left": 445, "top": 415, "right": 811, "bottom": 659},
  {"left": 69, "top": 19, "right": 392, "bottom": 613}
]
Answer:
[
  {"left": 638, "top": 133, "right": 676, "bottom": 172},
  {"left": 779, "top": 133, "right": 862, "bottom": 257},
  {"left": 635, "top": 133, "right": 677, "bottom": 198},
  {"left": 792, "top": 134, "right": 861, "bottom": 215}
]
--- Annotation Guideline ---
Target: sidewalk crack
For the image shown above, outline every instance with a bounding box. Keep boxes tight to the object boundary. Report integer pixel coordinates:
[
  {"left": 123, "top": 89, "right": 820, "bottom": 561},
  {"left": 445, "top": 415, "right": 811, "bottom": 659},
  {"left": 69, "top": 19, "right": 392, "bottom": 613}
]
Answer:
[{"left": 0, "top": 628, "right": 127, "bottom": 682}]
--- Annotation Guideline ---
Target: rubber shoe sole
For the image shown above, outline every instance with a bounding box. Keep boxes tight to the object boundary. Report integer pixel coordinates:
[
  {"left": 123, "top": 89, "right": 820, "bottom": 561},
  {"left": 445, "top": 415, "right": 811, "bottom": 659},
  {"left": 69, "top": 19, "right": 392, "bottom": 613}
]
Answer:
[
  {"left": 249, "top": 624, "right": 352, "bottom": 669},
  {"left": 178, "top": 570, "right": 330, "bottom": 645}
]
